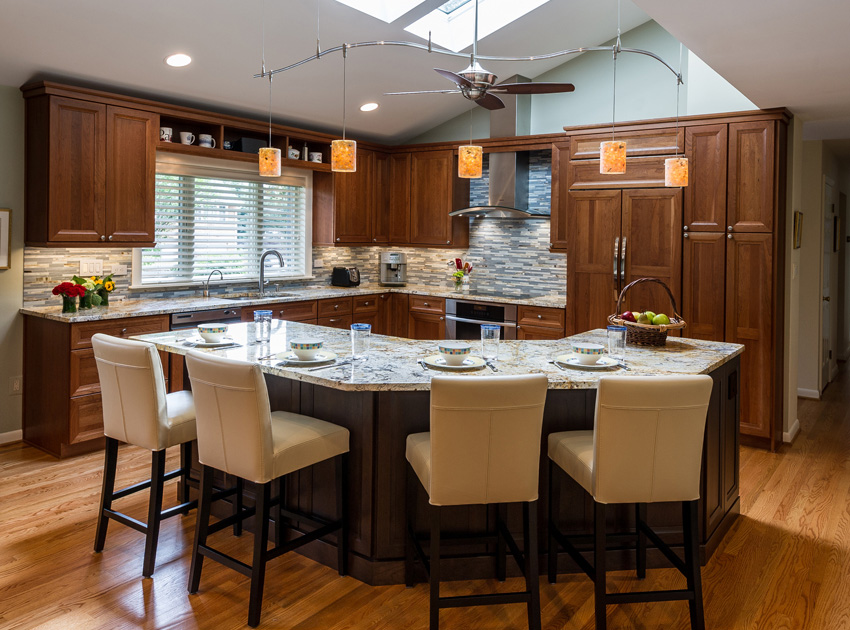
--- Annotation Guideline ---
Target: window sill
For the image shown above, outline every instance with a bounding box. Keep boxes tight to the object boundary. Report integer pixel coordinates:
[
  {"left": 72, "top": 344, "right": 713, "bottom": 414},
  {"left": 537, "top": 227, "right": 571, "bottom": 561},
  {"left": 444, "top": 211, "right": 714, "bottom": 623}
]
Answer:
[{"left": 128, "top": 275, "right": 315, "bottom": 292}]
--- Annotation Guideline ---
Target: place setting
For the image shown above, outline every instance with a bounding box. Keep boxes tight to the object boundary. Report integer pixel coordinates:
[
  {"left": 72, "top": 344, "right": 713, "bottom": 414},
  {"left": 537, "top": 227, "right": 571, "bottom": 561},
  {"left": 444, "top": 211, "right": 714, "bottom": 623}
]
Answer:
[
  {"left": 550, "top": 326, "right": 629, "bottom": 372},
  {"left": 182, "top": 323, "right": 241, "bottom": 349},
  {"left": 419, "top": 340, "right": 495, "bottom": 372}
]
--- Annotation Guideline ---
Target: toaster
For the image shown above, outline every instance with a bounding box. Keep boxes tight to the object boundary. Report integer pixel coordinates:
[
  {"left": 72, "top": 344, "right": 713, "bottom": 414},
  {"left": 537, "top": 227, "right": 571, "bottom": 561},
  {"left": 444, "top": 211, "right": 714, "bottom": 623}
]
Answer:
[{"left": 331, "top": 267, "right": 360, "bottom": 287}]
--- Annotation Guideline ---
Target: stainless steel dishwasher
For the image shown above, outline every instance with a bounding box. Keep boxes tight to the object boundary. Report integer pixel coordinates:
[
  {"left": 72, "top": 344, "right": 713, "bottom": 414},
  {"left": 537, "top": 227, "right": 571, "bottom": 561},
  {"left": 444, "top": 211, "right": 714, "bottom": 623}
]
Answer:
[{"left": 170, "top": 307, "right": 242, "bottom": 330}]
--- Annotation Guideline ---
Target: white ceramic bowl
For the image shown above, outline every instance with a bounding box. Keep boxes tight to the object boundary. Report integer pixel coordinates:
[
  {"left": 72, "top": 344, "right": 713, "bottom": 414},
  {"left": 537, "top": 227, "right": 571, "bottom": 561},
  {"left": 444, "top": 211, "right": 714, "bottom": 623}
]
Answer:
[
  {"left": 571, "top": 342, "right": 605, "bottom": 365},
  {"left": 198, "top": 323, "right": 228, "bottom": 343},
  {"left": 438, "top": 341, "right": 473, "bottom": 366},
  {"left": 287, "top": 148, "right": 301, "bottom": 160},
  {"left": 290, "top": 338, "right": 323, "bottom": 361}
]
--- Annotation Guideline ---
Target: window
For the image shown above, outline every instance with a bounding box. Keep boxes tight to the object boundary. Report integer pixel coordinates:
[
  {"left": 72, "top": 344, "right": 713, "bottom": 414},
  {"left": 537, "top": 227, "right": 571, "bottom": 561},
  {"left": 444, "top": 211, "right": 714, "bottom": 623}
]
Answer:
[
  {"left": 134, "top": 159, "right": 311, "bottom": 288},
  {"left": 331, "top": 0, "right": 425, "bottom": 23}
]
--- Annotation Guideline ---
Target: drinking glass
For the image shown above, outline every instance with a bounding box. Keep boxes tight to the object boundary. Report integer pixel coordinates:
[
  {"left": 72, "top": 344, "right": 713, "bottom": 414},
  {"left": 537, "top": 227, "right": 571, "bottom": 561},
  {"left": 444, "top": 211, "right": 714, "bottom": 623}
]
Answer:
[
  {"left": 481, "top": 324, "right": 501, "bottom": 361},
  {"left": 607, "top": 325, "right": 627, "bottom": 362},
  {"left": 254, "top": 310, "right": 272, "bottom": 342},
  {"left": 351, "top": 323, "right": 371, "bottom": 359}
]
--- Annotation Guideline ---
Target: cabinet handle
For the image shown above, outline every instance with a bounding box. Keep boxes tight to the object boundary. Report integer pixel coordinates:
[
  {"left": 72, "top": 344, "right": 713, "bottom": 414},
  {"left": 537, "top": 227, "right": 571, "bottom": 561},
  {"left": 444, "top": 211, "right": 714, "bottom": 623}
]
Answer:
[
  {"left": 279, "top": 311, "right": 286, "bottom": 316},
  {"left": 727, "top": 225, "right": 733, "bottom": 232},
  {"left": 684, "top": 233, "right": 689, "bottom": 239},
  {"left": 423, "top": 302, "right": 429, "bottom": 307},
  {"left": 336, "top": 238, "right": 341, "bottom": 242},
  {"left": 727, "top": 234, "right": 733, "bottom": 240},
  {"left": 364, "top": 301, "right": 370, "bottom": 306},
  {"left": 100, "top": 235, "right": 106, "bottom": 241},
  {"left": 108, "top": 235, "right": 113, "bottom": 241},
  {"left": 446, "top": 240, "right": 450, "bottom": 244},
  {"left": 121, "top": 328, "right": 127, "bottom": 334},
  {"left": 549, "top": 243, "right": 553, "bottom": 248},
  {"left": 373, "top": 238, "right": 377, "bottom": 242},
  {"left": 613, "top": 236, "right": 620, "bottom": 288},
  {"left": 334, "top": 304, "right": 339, "bottom": 310},
  {"left": 620, "top": 236, "right": 627, "bottom": 284},
  {"left": 683, "top": 225, "right": 689, "bottom": 231},
  {"left": 537, "top": 314, "right": 543, "bottom": 319},
  {"left": 440, "top": 316, "right": 444, "bottom": 321},
  {"left": 329, "top": 318, "right": 340, "bottom": 323}
]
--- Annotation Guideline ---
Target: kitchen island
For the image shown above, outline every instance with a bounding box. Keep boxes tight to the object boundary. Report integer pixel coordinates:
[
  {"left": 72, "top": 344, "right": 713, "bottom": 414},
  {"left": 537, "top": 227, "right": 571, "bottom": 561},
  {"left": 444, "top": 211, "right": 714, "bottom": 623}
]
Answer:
[{"left": 134, "top": 322, "right": 742, "bottom": 585}]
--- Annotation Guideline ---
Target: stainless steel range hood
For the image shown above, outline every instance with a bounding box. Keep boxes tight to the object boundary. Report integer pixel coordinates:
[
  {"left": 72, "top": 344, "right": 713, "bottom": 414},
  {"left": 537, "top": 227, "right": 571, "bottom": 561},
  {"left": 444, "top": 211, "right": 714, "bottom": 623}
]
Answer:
[{"left": 450, "top": 76, "right": 549, "bottom": 220}]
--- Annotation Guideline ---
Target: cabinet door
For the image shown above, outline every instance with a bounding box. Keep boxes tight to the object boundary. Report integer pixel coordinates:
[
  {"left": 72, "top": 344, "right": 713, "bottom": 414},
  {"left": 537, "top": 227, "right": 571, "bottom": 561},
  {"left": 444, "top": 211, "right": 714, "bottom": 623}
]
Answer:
[
  {"left": 333, "top": 148, "right": 373, "bottom": 243},
  {"left": 317, "top": 314, "right": 353, "bottom": 330},
  {"left": 374, "top": 293, "right": 393, "bottom": 336},
  {"left": 408, "top": 310, "right": 445, "bottom": 340},
  {"left": 410, "top": 150, "right": 453, "bottom": 245},
  {"left": 389, "top": 153, "right": 411, "bottom": 243},
  {"left": 372, "top": 152, "right": 390, "bottom": 244},
  {"left": 566, "top": 190, "right": 621, "bottom": 335},
  {"left": 621, "top": 188, "right": 683, "bottom": 316},
  {"left": 549, "top": 143, "right": 570, "bottom": 250},
  {"left": 728, "top": 121, "right": 775, "bottom": 233},
  {"left": 726, "top": 233, "right": 773, "bottom": 439},
  {"left": 106, "top": 106, "right": 157, "bottom": 243},
  {"left": 682, "top": 232, "right": 726, "bottom": 342},
  {"left": 684, "top": 124, "right": 727, "bottom": 232},
  {"left": 517, "top": 324, "right": 564, "bottom": 340},
  {"left": 48, "top": 96, "right": 107, "bottom": 242}
]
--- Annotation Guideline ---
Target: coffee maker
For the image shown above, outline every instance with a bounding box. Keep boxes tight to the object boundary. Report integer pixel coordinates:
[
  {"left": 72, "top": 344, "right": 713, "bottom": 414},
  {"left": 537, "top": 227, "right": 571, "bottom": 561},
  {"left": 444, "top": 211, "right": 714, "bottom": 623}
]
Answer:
[{"left": 379, "top": 252, "right": 407, "bottom": 286}]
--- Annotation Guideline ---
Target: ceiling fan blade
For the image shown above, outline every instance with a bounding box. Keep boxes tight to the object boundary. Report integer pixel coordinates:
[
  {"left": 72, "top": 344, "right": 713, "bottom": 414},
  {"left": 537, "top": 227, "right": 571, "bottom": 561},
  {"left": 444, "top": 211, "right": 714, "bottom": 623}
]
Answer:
[
  {"left": 490, "top": 82, "right": 576, "bottom": 95},
  {"left": 384, "top": 90, "right": 459, "bottom": 95},
  {"left": 475, "top": 93, "right": 505, "bottom": 111},
  {"left": 434, "top": 68, "right": 474, "bottom": 88}
]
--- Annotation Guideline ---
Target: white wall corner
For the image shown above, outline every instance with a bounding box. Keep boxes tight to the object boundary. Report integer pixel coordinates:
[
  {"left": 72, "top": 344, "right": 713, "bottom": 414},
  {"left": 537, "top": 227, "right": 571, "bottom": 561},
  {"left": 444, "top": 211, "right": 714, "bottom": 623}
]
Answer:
[
  {"left": 0, "top": 429, "right": 22, "bottom": 445},
  {"left": 783, "top": 419, "right": 801, "bottom": 444},
  {"left": 842, "top": 344, "right": 850, "bottom": 361},
  {"left": 797, "top": 387, "right": 821, "bottom": 399}
]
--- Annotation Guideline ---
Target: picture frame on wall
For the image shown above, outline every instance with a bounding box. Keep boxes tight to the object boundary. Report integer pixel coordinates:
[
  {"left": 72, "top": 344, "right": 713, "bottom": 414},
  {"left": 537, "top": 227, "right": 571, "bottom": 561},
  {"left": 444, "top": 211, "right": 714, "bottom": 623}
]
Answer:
[
  {"left": 0, "top": 209, "right": 10, "bottom": 270},
  {"left": 793, "top": 211, "right": 803, "bottom": 249}
]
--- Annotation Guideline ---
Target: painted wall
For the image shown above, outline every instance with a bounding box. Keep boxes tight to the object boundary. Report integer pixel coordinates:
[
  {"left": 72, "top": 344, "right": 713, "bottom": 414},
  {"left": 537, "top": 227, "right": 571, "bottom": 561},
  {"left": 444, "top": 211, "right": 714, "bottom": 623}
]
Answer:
[
  {"left": 0, "top": 86, "right": 25, "bottom": 439},
  {"left": 686, "top": 52, "right": 757, "bottom": 116},
  {"left": 783, "top": 117, "right": 802, "bottom": 440}
]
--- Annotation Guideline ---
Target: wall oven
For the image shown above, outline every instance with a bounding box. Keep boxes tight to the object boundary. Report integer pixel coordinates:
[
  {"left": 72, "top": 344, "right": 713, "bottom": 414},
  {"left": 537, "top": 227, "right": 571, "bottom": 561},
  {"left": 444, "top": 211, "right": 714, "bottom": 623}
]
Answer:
[{"left": 445, "top": 298, "right": 518, "bottom": 340}]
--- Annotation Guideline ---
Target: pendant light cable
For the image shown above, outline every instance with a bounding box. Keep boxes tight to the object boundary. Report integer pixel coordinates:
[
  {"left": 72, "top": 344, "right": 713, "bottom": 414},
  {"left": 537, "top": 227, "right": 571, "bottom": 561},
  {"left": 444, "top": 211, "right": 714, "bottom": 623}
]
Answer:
[
  {"left": 316, "top": 0, "right": 321, "bottom": 58},
  {"left": 675, "top": 42, "right": 682, "bottom": 157},
  {"left": 611, "top": 0, "right": 621, "bottom": 142},
  {"left": 342, "top": 44, "right": 347, "bottom": 141}
]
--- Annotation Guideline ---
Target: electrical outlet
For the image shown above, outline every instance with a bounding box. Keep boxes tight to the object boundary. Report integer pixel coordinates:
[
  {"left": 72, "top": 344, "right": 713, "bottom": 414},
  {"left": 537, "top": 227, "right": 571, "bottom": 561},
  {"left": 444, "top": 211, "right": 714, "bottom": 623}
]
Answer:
[
  {"left": 111, "top": 263, "right": 128, "bottom": 276},
  {"left": 79, "top": 258, "right": 104, "bottom": 276},
  {"left": 9, "top": 376, "right": 22, "bottom": 395}
]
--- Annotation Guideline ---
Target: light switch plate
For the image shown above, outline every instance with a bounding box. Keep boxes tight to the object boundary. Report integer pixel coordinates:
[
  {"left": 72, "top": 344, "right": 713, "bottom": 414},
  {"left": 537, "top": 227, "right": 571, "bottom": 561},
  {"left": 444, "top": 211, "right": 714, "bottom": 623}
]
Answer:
[
  {"left": 79, "top": 258, "right": 103, "bottom": 276},
  {"left": 9, "top": 376, "right": 22, "bottom": 395},
  {"left": 111, "top": 263, "right": 128, "bottom": 276}
]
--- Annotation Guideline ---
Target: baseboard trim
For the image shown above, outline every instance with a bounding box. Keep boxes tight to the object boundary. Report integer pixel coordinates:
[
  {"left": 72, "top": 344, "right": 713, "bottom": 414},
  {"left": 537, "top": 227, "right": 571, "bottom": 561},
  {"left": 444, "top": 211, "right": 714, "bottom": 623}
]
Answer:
[
  {"left": 783, "top": 419, "right": 801, "bottom": 444},
  {"left": 798, "top": 388, "right": 820, "bottom": 399},
  {"left": 0, "top": 430, "right": 23, "bottom": 445}
]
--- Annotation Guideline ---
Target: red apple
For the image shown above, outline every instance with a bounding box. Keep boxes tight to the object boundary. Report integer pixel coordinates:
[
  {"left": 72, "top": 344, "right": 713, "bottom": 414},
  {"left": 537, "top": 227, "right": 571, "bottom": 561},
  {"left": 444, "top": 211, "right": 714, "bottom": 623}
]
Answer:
[{"left": 620, "top": 311, "right": 636, "bottom": 323}]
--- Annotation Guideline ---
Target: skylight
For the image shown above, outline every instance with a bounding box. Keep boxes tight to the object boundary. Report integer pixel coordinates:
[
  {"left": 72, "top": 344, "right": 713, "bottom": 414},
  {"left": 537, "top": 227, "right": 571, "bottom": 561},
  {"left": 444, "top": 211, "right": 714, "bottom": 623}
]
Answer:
[
  {"left": 332, "top": 0, "right": 425, "bottom": 24},
  {"left": 405, "top": 0, "right": 551, "bottom": 53}
]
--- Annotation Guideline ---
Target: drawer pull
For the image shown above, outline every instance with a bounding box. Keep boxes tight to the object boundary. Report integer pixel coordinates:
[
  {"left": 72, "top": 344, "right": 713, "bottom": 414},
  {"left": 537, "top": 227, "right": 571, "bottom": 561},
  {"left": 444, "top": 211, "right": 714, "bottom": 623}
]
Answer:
[
  {"left": 537, "top": 314, "right": 543, "bottom": 319},
  {"left": 329, "top": 318, "right": 340, "bottom": 323},
  {"left": 423, "top": 302, "right": 429, "bottom": 307},
  {"left": 100, "top": 235, "right": 106, "bottom": 241},
  {"left": 121, "top": 328, "right": 127, "bottom": 334},
  {"left": 334, "top": 304, "right": 339, "bottom": 310},
  {"left": 108, "top": 235, "right": 113, "bottom": 241}
]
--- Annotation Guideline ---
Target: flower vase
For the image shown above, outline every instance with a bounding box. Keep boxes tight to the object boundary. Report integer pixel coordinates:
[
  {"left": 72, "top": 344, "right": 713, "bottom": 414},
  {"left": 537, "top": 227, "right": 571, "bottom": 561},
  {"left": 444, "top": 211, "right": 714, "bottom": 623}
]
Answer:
[
  {"left": 462, "top": 275, "right": 470, "bottom": 292},
  {"left": 79, "top": 292, "right": 93, "bottom": 309},
  {"left": 97, "top": 288, "right": 109, "bottom": 306},
  {"left": 453, "top": 277, "right": 463, "bottom": 292},
  {"left": 61, "top": 295, "right": 77, "bottom": 314}
]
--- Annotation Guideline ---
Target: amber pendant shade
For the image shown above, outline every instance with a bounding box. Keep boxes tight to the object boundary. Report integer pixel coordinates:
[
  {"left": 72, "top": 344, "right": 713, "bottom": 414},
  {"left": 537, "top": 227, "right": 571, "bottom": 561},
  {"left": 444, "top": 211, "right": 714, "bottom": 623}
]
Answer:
[
  {"left": 258, "top": 147, "right": 282, "bottom": 178},
  {"left": 332, "top": 139, "right": 357, "bottom": 173},
  {"left": 600, "top": 140, "right": 627, "bottom": 174},
  {"left": 665, "top": 156, "right": 689, "bottom": 187},
  {"left": 458, "top": 145, "right": 483, "bottom": 179}
]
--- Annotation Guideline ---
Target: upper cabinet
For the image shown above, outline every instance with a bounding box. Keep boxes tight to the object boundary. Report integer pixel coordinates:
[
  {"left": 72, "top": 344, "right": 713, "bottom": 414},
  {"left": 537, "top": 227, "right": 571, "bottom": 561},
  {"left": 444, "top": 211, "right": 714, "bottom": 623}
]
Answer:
[
  {"left": 408, "top": 150, "right": 469, "bottom": 247},
  {"left": 24, "top": 94, "right": 157, "bottom": 247},
  {"left": 684, "top": 124, "right": 728, "bottom": 232},
  {"left": 332, "top": 146, "right": 374, "bottom": 244},
  {"left": 727, "top": 121, "right": 775, "bottom": 233}
]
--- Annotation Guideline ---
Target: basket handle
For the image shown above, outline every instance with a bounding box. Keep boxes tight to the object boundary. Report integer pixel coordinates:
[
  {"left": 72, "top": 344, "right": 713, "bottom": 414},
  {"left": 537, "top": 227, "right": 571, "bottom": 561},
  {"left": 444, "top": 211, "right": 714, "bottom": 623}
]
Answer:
[{"left": 614, "top": 277, "right": 683, "bottom": 320}]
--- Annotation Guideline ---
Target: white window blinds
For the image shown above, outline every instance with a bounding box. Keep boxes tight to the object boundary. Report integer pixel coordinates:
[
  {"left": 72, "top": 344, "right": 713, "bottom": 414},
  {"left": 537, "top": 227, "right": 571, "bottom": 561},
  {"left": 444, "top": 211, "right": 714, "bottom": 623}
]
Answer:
[{"left": 139, "top": 162, "right": 310, "bottom": 286}]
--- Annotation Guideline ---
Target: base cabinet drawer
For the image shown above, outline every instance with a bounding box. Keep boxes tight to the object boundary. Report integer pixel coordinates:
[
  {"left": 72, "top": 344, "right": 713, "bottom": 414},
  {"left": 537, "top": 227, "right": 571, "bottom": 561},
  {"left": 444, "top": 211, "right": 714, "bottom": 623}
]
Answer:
[
  {"left": 318, "top": 314, "right": 353, "bottom": 329},
  {"left": 71, "top": 315, "right": 169, "bottom": 349},
  {"left": 409, "top": 295, "right": 445, "bottom": 314},
  {"left": 276, "top": 301, "right": 318, "bottom": 322},
  {"left": 69, "top": 393, "right": 103, "bottom": 444},
  {"left": 517, "top": 324, "right": 565, "bottom": 340},
  {"left": 517, "top": 305, "right": 566, "bottom": 330},
  {"left": 353, "top": 295, "right": 380, "bottom": 314},
  {"left": 318, "top": 297, "right": 353, "bottom": 318}
]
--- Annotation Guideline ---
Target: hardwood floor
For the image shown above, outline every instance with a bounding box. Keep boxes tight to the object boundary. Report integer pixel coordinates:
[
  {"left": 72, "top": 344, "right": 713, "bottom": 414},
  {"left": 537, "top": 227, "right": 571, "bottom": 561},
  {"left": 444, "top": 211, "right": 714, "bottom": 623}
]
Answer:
[{"left": 2, "top": 370, "right": 850, "bottom": 630}]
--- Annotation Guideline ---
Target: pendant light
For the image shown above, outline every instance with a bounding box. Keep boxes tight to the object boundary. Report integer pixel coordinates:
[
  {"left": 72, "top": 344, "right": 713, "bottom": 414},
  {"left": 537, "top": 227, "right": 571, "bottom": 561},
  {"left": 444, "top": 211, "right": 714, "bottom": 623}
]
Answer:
[
  {"left": 458, "top": 110, "right": 482, "bottom": 178},
  {"left": 258, "top": 0, "right": 281, "bottom": 177},
  {"left": 665, "top": 45, "right": 688, "bottom": 187},
  {"left": 331, "top": 44, "right": 356, "bottom": 173},
  {"left": 600, "top": 2, "right": 626, "bottom": 175}
]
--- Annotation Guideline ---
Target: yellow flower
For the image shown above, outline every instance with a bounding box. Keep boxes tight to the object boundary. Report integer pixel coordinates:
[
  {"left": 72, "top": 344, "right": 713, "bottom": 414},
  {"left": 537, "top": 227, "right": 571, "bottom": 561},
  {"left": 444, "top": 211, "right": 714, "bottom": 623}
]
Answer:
[
  {"left": 104, "top": 281, "right": 115, "bottom": 291},
  {"left": 90, "top": 276, "right": 98, "bottom": 282}
]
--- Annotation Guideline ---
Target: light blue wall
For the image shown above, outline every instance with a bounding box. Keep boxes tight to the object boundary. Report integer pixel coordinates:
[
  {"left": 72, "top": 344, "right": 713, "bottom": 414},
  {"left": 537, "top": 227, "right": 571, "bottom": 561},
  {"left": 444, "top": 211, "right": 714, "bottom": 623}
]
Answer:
[{"left": 408, "top": 20, "right": 755, "bottom": 144}]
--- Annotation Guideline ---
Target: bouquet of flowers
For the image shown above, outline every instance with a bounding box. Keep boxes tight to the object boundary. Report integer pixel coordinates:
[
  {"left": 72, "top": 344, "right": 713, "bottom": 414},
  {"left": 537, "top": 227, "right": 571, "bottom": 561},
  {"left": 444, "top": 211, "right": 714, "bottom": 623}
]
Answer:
[
  {"left": 73, "top": 274, "right": 115, "bottom": 306},
  {"left": 450, "top": 258, "right": 473, "bottom": 290},
  {"left": 52, "top": 281, "right": 87, "bottom": 313}
]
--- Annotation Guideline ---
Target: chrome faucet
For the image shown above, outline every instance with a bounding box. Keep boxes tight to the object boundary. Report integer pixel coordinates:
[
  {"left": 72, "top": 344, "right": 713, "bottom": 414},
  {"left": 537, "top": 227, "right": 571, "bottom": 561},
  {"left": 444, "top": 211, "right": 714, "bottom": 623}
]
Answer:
[
  {"left": 203, "top": 269, "right": 223, "bottom": 298},
  {"left": 259, "top": 250, "right": 284, "bottom": 296}
]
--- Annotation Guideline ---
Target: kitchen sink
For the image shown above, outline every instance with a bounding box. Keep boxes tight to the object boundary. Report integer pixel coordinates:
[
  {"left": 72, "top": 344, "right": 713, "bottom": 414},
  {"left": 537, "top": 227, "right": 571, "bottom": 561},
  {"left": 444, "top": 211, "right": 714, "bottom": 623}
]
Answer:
[{"left": 219, "top": 292, "right": 298, "bottom": 302}]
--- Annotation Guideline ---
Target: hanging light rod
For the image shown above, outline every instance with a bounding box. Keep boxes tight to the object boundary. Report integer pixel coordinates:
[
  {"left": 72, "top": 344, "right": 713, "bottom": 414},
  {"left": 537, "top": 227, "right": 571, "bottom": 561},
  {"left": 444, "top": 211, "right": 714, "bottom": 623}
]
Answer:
[{"left": 254, "top": 41, "right": 682, "bottom": 81}]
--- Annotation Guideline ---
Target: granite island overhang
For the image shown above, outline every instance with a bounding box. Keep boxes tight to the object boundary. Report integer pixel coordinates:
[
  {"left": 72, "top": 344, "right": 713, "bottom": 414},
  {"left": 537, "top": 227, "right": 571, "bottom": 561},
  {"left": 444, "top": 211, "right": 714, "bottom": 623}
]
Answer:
[{"left": 134, "top": 323, "right": 743, "bottom": 585}]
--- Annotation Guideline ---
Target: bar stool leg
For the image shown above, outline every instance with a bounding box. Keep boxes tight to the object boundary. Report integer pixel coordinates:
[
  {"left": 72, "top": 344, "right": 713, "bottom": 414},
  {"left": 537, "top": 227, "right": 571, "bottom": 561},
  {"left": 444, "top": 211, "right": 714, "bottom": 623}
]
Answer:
[
  {"left": 178, "top": 441, "right": 192, "bottom": 512},
  {"left": 496, "top": 503, "right": 507, "bottom": 582},
  {"left": 404, "top": 465, "right": 416, "bottom": 588},
  {"left": 188, "top": 465, "right": 214, "bottom": 594},
  {"left": 683, "top": 500, "right": 706, "bottom": 630},
  {"left": 94, "top": 437, "right": 119, "bottom": 553},
  {"left": 594, "top": 501, "right": 608, "bottom": 630},
  {"left": 142, "top": 449, "right": 166, "bottom": 578},
  {"left": 233, "top": 477, "right": 244, "bottom": 537},
  {"left": 336, "top": 453, "right": 349, "bottom": 577},
  {"left": 524, "top": 501, "right": 542, "bottom": 630},
  {"left": 248, "top": 482, "right": 271, "bottom": 628},
  {"left": 429, "top": 506, "right": 441, "bottom": 630},
  {"left": 636, "top": 503, "right": 647, "bottom": 579},
  {"left": 275, "top": 475, "right": 285, "bottom": 547},
  {"left": 547, "top": 460, "right": 557, "bottom": 584}
]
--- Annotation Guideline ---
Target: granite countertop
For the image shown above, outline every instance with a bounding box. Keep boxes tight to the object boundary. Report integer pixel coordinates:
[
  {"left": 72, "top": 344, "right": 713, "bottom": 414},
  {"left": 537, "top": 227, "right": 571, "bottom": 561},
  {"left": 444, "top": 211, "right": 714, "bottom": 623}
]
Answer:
[
  {"left": 133, "top": 323, "right": 743, "bottom": 392},
  {"left": 19, "top": 283, "right": 566, "bottom": 323}
]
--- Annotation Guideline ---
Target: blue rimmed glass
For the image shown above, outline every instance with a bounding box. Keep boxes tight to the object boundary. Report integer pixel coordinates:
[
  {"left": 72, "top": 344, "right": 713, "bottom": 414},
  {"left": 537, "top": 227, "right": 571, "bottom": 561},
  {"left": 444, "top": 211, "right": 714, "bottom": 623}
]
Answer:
[
  {"left": 351, "top": 323, "right": 372, "bottom": 359},
  {"left": 254, "top": 310, "right": 273, "bottom": 342},
  {"left": 481, "top": 324, "right": 501, "bottom": 361},
  {"left": 607, "top": 325, "right": 627, "bottom": 361}
]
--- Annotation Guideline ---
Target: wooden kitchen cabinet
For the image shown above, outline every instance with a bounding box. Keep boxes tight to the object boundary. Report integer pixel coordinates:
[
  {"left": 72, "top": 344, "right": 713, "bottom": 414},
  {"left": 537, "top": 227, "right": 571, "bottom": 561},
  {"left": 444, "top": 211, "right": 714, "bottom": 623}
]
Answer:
[
  {"left": 318, "top": 314, "right": 353, "bottom": 330},
  {"left": 332, "top": 147, "right": 374, "bottom": 244},
  {"left": 408, "top": 296, "right": 446, "bottom": 340},
  {"left": 728, "top": 121, "right": 775, "bottom": 233},
  {"left": 241, "top": 300, "right": 318, "bottom": 323},
  {"left": 24, "top": 94, "right": 157, "bottom": 246},
  {"left": 409, "top": 150, "right": 469, "bottom": 247},
  {"left": 23, "top": 314, "right": 170, "bottom": 458},
  {"left": 373, "top": 153, "right": 390, "bottom": 244},
  {"left": 389, "top": 154, "right": 411, "bottom": 243},
  {"left": 549, "top": 143, "right": 570, "bottom": 250},
  {"left": 684, "top": 124, "right": 727, "bottom": 232},
  {"left": 517, "top": 305, "right": 566, "bottom": 339},
  {"left": 681, "top": 232, "right": 727, "bottom": 342}
]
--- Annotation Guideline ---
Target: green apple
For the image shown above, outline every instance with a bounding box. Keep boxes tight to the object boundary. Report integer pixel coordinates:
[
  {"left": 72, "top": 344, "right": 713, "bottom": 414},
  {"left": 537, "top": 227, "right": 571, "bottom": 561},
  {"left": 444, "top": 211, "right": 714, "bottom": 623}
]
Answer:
[
  {"left": 637, "top": 312, "right": 651, "bottom": 324},
  {"left": 644, "top": 310, "right": 657, "bottom": 322},
  {"left": 652, "top": 313, "right": 670, "bottom": 325}
]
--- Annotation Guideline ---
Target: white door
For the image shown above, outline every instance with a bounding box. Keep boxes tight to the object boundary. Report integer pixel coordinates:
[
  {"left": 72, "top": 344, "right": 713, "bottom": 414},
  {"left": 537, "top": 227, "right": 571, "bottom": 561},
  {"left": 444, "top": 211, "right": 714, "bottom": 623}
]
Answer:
[{"left": 822, "top": 179, "right": 837, "bottom": 390}]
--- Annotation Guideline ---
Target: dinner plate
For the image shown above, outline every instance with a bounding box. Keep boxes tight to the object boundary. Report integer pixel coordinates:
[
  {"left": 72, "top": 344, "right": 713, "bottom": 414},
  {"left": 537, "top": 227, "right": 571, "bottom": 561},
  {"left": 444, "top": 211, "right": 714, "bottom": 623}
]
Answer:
[
  {"left": 422, "top": 355, "right": 487, "bottom": 371},
  {"left": 182, "top": 337, "right": 239, "bottom": 348},
  {"left": 275, "top": 350, "right": 338, "bottom": 366},
  {"left": 553, "top": 354, "right": 620, "bottom": 370}
]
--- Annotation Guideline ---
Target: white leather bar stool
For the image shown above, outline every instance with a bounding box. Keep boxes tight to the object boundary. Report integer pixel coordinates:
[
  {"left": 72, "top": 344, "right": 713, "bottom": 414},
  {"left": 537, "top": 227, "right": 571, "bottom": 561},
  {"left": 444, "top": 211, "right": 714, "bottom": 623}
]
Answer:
[
  {"left": 184, "top": 350, "right": 350, "bottom": 628},
  {"left": 405, "top": 374, "right": 548, "bottom": 630},
  {"left": 547, "top": 375, "right": 713, "bottom": 630},
  {"left": 91, "top": 333, "right": 197, "bottom": 578}
]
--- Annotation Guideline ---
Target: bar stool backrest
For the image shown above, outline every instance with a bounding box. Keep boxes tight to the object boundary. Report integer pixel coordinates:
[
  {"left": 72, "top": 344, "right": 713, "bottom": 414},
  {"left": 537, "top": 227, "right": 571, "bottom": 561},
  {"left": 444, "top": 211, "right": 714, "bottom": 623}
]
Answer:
[
  {"left": 429, "top": 374, "right": 548, "bottom": 506},
  {"left": 185, "top": 351, "right": 274, "bottom": 484},
  {"left": 592, "top": 375, "right": 713, "bottom": 505},
  {"left": 91, "top": 334, "right": 169, "bottom": 451}
]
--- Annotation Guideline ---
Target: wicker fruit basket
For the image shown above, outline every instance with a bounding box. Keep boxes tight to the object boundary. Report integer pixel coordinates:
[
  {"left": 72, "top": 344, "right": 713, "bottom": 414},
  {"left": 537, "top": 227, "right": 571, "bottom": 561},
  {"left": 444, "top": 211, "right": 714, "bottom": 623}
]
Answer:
[{"left": 607, "top": 277, "right": 686, "bottom": 346}]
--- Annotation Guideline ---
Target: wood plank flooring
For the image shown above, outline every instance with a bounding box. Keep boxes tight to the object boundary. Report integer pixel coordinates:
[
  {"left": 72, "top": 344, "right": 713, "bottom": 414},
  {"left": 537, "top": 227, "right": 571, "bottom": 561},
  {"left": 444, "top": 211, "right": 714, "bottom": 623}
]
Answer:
[{"left": 2, "top": 369, "right": 850, "bottom": 630}]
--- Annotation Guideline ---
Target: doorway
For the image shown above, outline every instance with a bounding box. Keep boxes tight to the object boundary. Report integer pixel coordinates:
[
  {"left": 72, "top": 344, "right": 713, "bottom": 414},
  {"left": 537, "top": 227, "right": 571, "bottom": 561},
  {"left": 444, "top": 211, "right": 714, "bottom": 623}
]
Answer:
[{"left": 821, "top": 177, "right": 838, "bottom": 391}]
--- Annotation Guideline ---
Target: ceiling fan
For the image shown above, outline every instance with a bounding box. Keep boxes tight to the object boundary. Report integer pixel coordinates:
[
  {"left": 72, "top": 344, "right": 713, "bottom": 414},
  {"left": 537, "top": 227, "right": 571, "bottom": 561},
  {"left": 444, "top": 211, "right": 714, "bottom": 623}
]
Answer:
[{"left": 385, "top": 0, "right": 575, "bottom": 110}]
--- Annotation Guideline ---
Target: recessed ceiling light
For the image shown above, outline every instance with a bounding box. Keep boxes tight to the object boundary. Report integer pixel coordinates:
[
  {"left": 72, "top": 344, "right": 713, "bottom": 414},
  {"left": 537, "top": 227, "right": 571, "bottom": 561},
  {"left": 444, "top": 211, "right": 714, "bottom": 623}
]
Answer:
[
  {"left": 360, "top": 102, "right": 379, "bottom": 112},
  {"left": 165, "top": 53, "right": 192, "bottom": 68}
]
